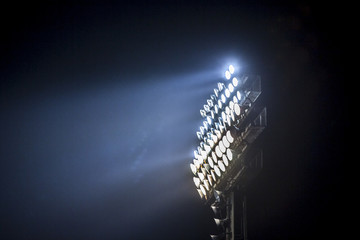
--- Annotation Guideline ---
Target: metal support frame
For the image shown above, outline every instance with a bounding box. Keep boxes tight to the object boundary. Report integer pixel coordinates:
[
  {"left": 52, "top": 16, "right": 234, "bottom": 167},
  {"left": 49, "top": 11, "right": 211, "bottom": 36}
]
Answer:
[
  {"left": 195, "top": 71, "right": 266, "bottom": 240},
  {"left": 230, "top": 189, "right": 248, "bottom": 240},
  {"left": 211, "top": 147, "right": 263, "bottom": 240}
]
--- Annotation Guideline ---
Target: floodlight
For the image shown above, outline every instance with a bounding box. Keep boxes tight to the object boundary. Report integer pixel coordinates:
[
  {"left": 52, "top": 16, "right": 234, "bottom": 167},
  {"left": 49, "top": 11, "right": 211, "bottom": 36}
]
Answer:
[
  {"left": 215, "top": 145, "right": 223, "bottom": 158},
  {"left": 211, "top": 170, "right": 217, "bottom": 181},
  {"left": 230, "top": 111, "right": 235, "bottom": 123},
  {"left": 236, "top": 91, "right": 242, "bottom": 101},
  {"left": 193, "top": 177, "right": 201, "bottom": 188},
  {"left": 211, "top": 152, "right": 218, "bottom": 163},
  {"left": 214, "top": 122, "right": 221, "bottom": 131},
  {"left": 229, "top": 65, "right": 234, "bottom": 74},
  {"left": 225, "top": 88, "right": 230, "bottom": 98},
  {"left": 223, "top": 154, "right": 229, "bottom": 166},
  {"left": 219, "top": 141, "right": 226, "bottom": 154},
  {"left": 218, "top": 83, "right": 225, "bottom": 91},
  {"left": 204, "top": 143, "right": 211, "bottom": 153},
  {"left": 225, "top": 70, "right": 231, "bottom": 80},
  {"left": 218, "top": 123, "right": 225, "bottom": 134},
  {"left": 214, "top": 218, "right": 229, "bottom": 228},
  {"left": 201, "top": 153, "right": 208, "bottom": 162},
  {"left": 211, "top": 205, "right": 221, "bottom": 216},
  {"left": 203, "top": 121, "right": 209, "bottom": 131},
  {"left": 211, "top": 134, "right": 218, "bottom": 144},
  {"left": 218, "top": 160, "right": 226, "bottom": 172},
  {"left": 213, "top": 190, "right": 225, "bottom": 204},
  {"left": 201, "top": 137, "right": 210, "bottom": 146},
  {"left": 221, "top": 111, "right": 227, "bottom": 122},
  {"left": 210, "top": 132, "right": 218, "bottom": 143},
  {"left": 234, "top": 103, "right": 241, "bottom": 116},
  {"left": 199, "top": 141, "right": 204, "bottom": 150},
  {"left": 208, "top": 156, "right": 214, "bottom": 168},
  {"left": 232, "top": 77, "right": 238, "bottom": 87},
  {"left": 211, "top": 202, "right": 226, "bottom": 217},
  {"left": 190, "top": 163, "right": 197, "bottom": 175},
  {"left": 214, "top": 218, "right": 222, "bottom": 226},
  {"left": 214, "top": 189, "right": 225, "bottom": 200},
  {"left": 214, "top": 88, "right": 219, "bottom": 97},
  {"left": 204, "top": 104, "right": 210, "bottom": 112},
  {"left": 207, "top": 99, "right": 214, "bottom": 107},
  {"left": 214, "top": 104, "right": 219, "bottom": 114},
  {"left": 221, "top": 94, "right": 226, "bottom": 103},
  {"left": 200, "top": 126, "right": 205, "bottom": 135},
  {"left": 201, "top": 167, "right": 208, "bottom": 176},
  {"left": 196, "top": 131, "right": 203, "bottom": 140},
  {"left": 193, "top": 159, "right": 201, "bottom": 169},
  {"left": 214, "top": 165, "right": 221, "bottom": 177},
  {"left": 226, "top": 130, "right": 235, "bottom": 143},
  {"left": 225, "top": 106, "right": 230, "bottom": 115},
  {"left": 200, "top": 184, "right": 207, "bottom": 197},
  {"left": 199, "top": 146, "right": 206, "bottom": 156},
  {"left": 210, "top": 233, "right": 226, "bottom": 240},
  {"left": 204, "top": 179, "right": 210, "bottom": 191},
  {"left": 228, "top": 83, "right": 234, "bottom": 93},
  {"left": 203, "top": 163, "right": 211, "bottom": 173},
  {"left": 229, "top": 100, "right": 234, "bottom": 110},
  {"left": 208, "top": 139, "right": 215, "bottom": 148},
  {"left": 218, "top": 100, "right": 223, "bottom": 109},
  {"left": 232, "top": 95, "right": 238, "bottom": 103},
  {"left": 208, "top": 174, "right": 214, "bottom": 186},
  {"left": 214, "top": 122, "right": 220, "bottom": 132},
  {"left": 198, "top": 145, "right": 207, "bottom": 158},
  {"left": 207, "top": 116, "right": 212, "bottom": 125},
  {"left": 214, "top": 129, "right": 222, "bottom": 139},
  {"left": 222, "top": 136, "right": 230, "bottom": 148},
  {"left": 219, "top": 116, "right": 227, "bottom": 128},
  {"left": 198, "top": 172, "right": 206, "bottom": 182},
  {"left": 225, "top": 114, "right": 233, "bottom": 128},
  {"left": 194, "top": 150, "right": 200, "bottom": 160},
  {"left": 197, "top": 189, "right": 204, "bottom": 199},
  {"left": 226, "top": 148, "right": 233, "bottom": 161},
  {"left": 222, "top": 115, "right": 229, "bottom": 128}
]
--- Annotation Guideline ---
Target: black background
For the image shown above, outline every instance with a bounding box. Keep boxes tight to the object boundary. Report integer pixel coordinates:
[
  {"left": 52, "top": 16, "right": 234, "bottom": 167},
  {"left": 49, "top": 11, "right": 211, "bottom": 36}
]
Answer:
[{"left": 1, "top": 1, "right": 347, "bottom": 239}]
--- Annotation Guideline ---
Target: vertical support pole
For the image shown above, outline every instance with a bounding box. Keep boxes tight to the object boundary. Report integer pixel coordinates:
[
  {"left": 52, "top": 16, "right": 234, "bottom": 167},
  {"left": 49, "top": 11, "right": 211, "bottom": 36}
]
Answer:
[
  {"left": 232, "top": 189, "right": 248, "bottom": 240},
  {"left": 242, "top": 193, "right": 248, "bottom": 240},
  {"left": 229, "top": 192, "right": 235, "bottom": 240}
]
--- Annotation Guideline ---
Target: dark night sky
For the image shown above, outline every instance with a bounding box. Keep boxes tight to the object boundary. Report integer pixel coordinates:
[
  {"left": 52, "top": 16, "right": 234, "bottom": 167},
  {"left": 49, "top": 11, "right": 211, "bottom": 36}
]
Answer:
[{"left": 1, "top": 1, "right": 347, "bottom": 240}]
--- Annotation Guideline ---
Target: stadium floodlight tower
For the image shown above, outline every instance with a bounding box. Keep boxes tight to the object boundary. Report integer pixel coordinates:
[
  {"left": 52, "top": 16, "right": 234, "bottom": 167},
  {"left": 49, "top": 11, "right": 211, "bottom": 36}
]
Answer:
[{"left": 190, "top": 65, "right": 267, "bottom": 240}]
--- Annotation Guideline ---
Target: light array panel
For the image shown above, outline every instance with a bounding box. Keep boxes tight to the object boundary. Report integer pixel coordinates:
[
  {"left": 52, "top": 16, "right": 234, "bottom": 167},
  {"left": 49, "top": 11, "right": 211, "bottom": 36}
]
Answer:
[{"left": 190, "top": 65, "right": 265, "bottom": 200}]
